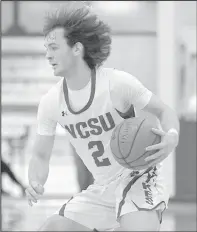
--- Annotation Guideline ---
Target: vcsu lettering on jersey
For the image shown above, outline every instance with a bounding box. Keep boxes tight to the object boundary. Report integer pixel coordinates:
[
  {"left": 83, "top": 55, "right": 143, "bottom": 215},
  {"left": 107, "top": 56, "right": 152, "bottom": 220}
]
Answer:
[{"left": 64, "top": 112, "right": 116, "bottom": 139}]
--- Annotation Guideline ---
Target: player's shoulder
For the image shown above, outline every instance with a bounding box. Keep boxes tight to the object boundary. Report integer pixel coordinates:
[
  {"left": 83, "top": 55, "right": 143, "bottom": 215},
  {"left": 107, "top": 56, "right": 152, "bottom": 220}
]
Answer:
[
  {"left": 101, "top": 68, "right": 137, "bottom": 90},
  {"left": 100, "top": 67, "right": 135, "bottom": 81},
  {"left": 40, "top": 78, "right": 63, "bottom": 105}
]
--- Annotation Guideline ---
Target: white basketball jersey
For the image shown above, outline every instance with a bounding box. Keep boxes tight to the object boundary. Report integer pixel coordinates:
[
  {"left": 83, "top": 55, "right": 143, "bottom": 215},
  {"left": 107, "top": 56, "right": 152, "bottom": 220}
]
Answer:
[
  {"left": 37, "top": 68, "right": 154, "bottom": 184},
  {"left": 58, "top": 69, "right": 127, "bottom": 184}
]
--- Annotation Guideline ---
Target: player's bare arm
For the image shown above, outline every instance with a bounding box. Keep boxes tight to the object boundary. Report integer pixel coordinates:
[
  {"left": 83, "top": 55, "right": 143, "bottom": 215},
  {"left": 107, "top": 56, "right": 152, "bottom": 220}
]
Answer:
[
  {"left": 26, "top": 134, "right": 55, "bottom": 206},
  {"left": 142, "top": 93, "right": 180, "bottom": 165},
  {"left": 25, "top": 84, "right": 58, "bottom": 207},
  {"left": 110, "top": 70, "right": 180, "bottom": 169}
]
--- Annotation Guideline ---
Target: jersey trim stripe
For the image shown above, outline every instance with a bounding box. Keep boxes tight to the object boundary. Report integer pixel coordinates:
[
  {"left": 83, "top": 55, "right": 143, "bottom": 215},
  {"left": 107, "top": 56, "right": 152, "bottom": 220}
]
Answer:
[
  {"left": 117, "top": 166, "right": 153, "bottom": 219},
  {"left": 116, "top": 104, "right": 135, "bottom": 119},
  {"left": 59, "top": 197, "right": 73, "bottom": 216},
  {"left": 131, "top": 200, "right": 166, "bottom": 224},
  {"left": 63, "top": 68, "right": 96, "bottom": 115}
]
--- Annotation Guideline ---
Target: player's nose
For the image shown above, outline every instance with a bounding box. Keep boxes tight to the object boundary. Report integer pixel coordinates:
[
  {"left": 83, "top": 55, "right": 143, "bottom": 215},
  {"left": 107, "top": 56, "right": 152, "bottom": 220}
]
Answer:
[{"left": 45, "top": 50, "right": 53, "bottom": 61}]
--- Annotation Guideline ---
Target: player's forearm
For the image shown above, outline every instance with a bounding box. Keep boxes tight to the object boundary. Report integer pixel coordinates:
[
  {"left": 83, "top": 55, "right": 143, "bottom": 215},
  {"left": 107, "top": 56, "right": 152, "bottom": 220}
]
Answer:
[{"left": 28, "top": 154, "right": 50, "bottom": 186}]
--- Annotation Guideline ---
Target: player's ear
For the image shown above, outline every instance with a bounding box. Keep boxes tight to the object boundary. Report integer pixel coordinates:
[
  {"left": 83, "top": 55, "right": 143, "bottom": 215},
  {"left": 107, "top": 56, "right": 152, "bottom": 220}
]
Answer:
[{"left": 73, "top": 42, "right": 84, "bottom": 57}]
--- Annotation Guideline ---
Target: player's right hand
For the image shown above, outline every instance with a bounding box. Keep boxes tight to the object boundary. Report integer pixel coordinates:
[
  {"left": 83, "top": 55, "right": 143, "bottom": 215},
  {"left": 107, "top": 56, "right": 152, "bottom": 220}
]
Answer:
[{"left": 25, "top": 181, "right": 44, "bottom": 207}]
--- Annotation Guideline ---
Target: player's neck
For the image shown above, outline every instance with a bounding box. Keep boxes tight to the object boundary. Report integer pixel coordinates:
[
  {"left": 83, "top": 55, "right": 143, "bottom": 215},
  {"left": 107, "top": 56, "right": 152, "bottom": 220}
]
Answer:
[{"left": 65, "top": 62, "right": 92, "bottom": 91}]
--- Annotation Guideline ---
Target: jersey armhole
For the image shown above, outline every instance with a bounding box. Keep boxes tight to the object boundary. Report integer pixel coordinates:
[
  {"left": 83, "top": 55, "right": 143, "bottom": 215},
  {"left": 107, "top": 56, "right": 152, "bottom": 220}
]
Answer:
[
  {"left": 109, "top": 75, "right": 136, "bottom": 119},
  {"left": 115, "top": 104, "right": 135, "bottom": 119}
]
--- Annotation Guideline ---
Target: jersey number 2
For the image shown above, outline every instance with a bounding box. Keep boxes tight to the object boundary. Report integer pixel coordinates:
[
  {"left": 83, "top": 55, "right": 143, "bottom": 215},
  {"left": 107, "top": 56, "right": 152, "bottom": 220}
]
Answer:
[{"left": 88, "top": 141, "right": 111, "bottom": 167}]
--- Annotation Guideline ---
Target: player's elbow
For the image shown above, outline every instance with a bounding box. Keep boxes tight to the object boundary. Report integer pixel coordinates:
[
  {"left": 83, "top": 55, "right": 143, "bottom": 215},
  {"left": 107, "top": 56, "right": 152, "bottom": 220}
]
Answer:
[
  {"left": 159, "top": 106, "right": 180, "bottom": 132},
  {"left": 34, "top": 150, "right": 51, "bottom": 162},
  {"left": 162, "top": 105, "right": 180, "bottom": 121}
]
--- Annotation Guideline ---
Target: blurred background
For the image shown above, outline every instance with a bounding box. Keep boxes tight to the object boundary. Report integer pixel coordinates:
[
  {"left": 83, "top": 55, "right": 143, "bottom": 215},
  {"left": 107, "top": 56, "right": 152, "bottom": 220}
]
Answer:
[{"left": 1, "top": 1, "right": 196, "bottom": 231}]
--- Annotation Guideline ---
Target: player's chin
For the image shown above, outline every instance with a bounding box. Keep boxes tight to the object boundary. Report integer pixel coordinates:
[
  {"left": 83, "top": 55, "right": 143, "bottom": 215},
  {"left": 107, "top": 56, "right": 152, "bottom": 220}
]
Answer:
[{"left": 53, "top": 69, "right": 61, "bottom": 76}]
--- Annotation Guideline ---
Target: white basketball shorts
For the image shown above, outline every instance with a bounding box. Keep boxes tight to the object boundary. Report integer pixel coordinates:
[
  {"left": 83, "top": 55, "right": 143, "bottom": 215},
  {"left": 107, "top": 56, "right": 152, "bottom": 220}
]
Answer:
[{"left": 57, "top": 166, "right": 169, "bottom": 230}]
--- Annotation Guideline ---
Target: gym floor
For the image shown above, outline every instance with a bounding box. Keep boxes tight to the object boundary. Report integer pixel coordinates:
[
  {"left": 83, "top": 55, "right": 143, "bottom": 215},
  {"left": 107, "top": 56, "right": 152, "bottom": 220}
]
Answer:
[{"left": 2, "top": 196, "right": 196, "bottom": 231}]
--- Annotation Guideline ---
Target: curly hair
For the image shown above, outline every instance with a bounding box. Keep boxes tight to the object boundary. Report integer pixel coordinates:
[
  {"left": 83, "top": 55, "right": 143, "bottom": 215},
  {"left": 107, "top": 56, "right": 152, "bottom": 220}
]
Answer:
[{"left": 43, "top": 1, "right": 112, "bottom": 69}]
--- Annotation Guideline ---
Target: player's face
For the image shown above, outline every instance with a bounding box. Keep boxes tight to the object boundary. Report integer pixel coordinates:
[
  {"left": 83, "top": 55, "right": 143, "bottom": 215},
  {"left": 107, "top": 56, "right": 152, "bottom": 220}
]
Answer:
[{"left": 44, "top": 28, "right": 75, "bottom": 77}]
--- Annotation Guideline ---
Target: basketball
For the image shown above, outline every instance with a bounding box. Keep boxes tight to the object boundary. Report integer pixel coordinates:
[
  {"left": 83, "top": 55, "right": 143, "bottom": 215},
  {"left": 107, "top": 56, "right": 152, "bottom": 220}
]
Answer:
[{"left": 110, "top": 117, "right": 161, "bottom": 170}]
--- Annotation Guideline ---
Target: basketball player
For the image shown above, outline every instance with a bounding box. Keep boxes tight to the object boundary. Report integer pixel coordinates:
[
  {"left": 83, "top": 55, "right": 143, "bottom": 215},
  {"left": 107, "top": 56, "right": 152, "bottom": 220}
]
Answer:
[{"left": 25, "top": 2, "right": 180, "bottom": 231}]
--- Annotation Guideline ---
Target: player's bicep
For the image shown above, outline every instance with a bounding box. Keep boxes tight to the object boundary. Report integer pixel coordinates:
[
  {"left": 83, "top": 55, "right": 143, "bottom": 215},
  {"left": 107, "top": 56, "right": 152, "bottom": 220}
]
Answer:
[
  {"left": 34, "top": 94, "right": 58, "bottom": 161},
  {"left": 32, "top": 134, "right": 55, "bottom": 161},
  {"left": 37, "top": 95, "right": 57, "bottom": 136},
  {"left": 128, "top": 78, "right": 152, "bottom": 110},
  {"left": 142, "top": 93, "right": 167, "bottom": 118}
]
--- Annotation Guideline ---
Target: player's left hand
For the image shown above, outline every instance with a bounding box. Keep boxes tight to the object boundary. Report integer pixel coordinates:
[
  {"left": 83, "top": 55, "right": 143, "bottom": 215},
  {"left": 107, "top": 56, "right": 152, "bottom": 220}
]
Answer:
[{"left": 144, "top": 128, "right": 179, "bottom": 166}]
